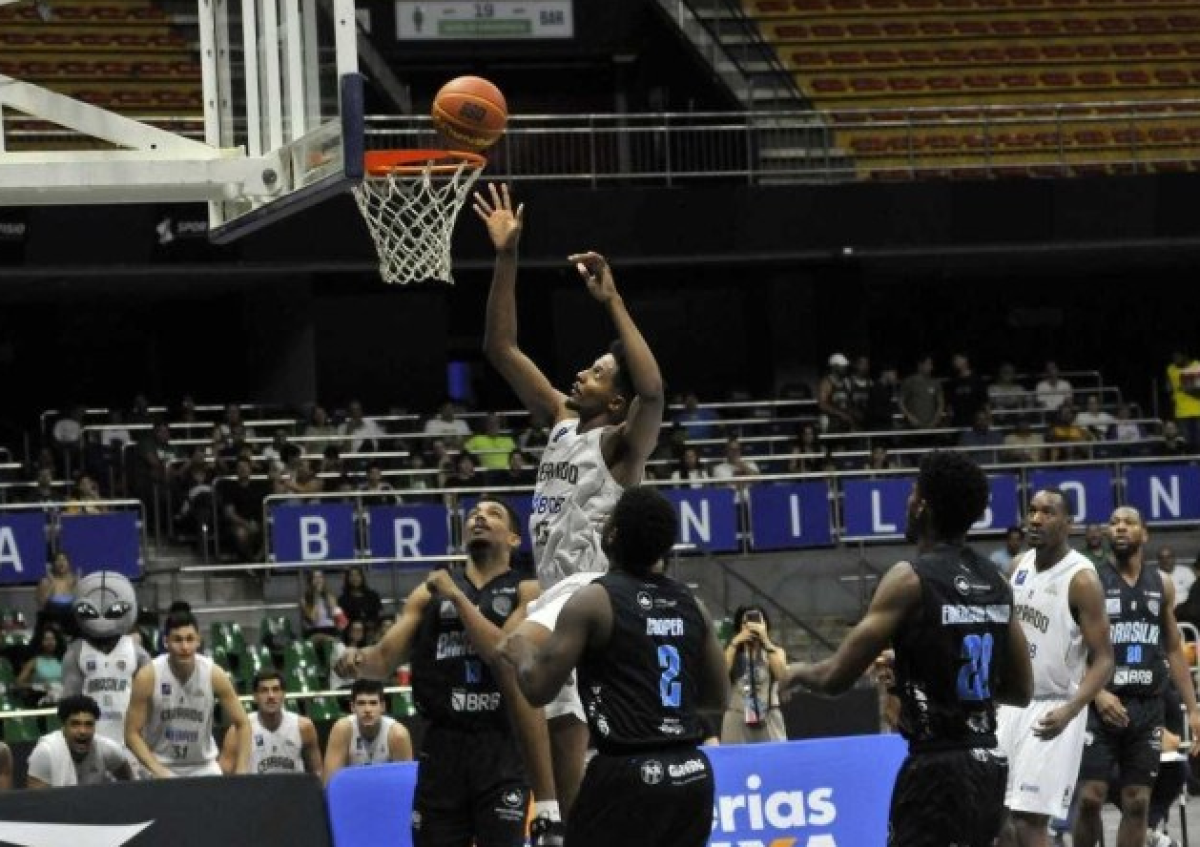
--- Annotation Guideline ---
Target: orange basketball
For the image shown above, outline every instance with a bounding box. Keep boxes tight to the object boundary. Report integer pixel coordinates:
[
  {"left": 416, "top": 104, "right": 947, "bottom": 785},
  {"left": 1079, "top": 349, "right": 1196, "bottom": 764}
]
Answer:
[{"left": 431, "top": 76, "right": 508, "bottom": 151}]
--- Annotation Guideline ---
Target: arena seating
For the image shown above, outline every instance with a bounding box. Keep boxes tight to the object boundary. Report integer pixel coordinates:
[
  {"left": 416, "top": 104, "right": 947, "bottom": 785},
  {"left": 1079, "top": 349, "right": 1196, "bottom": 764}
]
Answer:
[{"left": 740, "top": 0, "right": 1200, "bottom": 175}]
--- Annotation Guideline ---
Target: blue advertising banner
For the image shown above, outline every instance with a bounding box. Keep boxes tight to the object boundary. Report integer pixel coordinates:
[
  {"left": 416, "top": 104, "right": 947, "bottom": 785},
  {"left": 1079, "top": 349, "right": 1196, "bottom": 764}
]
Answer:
[
  {"left": 748, "top": 483, "right": 834, "bottom": 550},
  {"left": 1124, "top": 464, "right": 1200, "bottom": 523},
  {"left": 661, "top": 488, "right": 740, "bottom": 553},
  {"left": 0, "top": 512, "right": 47, "bottom": 585},
  {"left": 1028, "top": 468, "right": 1114, "bottom": 524},
  {"left": 59, "top": 512, "right": 142, "bottom": 578},
  {"left": 271, "top": 502, "right": 357, "bottom": 564},
  {"left": 325, "top": 736, "right": 908, "bottom": 847},
  {"left": 842, "top": 478, "right": 912, "bottom": 540},
  {"left": 366, "top": 504, "right": 452, "bottom": 562},
  {"left": 974, "top": 474, "right": 1021, "bottom": 532}
]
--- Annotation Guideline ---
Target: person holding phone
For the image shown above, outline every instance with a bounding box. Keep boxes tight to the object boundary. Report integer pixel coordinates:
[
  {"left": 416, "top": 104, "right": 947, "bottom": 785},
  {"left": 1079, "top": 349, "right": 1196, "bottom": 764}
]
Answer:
[{"left": 721, "top": 606, "right": 788, "bottom": 743}]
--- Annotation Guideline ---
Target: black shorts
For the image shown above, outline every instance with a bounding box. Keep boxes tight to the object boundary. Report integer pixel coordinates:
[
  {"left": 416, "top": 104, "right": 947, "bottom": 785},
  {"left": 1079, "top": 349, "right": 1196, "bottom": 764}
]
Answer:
[
  {"left": 412, "top": 724, "right": 530, "bottom": 847},
  {"left": 566, "top": 747, "right": 714, "bottom": 847},
  {"left": 888, "top": 747, "right": 1008, "bottom": 847},
  {"left": 1080, "top": 695, "right": 1164, "bottom": 789}
]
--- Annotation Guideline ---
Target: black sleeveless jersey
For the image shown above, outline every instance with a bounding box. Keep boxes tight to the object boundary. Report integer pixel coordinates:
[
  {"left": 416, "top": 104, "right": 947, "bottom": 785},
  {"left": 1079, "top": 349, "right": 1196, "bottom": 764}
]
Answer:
[
  {"left": 579, "top": 571, "right": 708, "bottom": 754},
  {"left": 893, "top": 544, "right": 1015, "bottom": 752},
  {"left": 1098, "top": 560, "right": 1167, "bottom": 698},
  {"left": 411, "top": 568, "right": 523, "bottom": 730}
]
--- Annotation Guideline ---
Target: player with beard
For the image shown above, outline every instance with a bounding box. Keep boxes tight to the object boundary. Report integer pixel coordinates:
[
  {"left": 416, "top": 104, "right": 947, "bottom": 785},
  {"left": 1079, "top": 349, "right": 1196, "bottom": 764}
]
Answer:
[
  {"left": 1071, "top": 506, "right": 1200, "bottom": 847},
  {"left": 335, "top": 498, "right": 540, "bottom": 846},
  {"left": 786, "top": 450, "right": 1033, "bottom": 846},
  {"left": 474, "top": 183, "right": 665, "bottom": 838},
  {"left": 996, "top": 489, "right": 1113, "bottom": 847}
]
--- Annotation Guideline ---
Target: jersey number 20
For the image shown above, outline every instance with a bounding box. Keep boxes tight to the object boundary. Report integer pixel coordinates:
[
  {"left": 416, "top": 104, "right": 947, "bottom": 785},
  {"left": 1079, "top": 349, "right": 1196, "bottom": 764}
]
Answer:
[
  {"left": 658, "top": 645, "right": 681, "bottom": 708},
  {"left": 957, "top": 633, "right": 994, "bottom": 701}
]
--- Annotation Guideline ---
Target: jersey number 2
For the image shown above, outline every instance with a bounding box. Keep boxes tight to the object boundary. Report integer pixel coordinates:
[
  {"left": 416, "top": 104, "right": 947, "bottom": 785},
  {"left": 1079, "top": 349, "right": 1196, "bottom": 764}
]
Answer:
[
  {"left": 658, "top": 645, "right": 681, "bottom": 708},
  {"left": 957, "top": 633, "right": 994, "bottom": 701}
]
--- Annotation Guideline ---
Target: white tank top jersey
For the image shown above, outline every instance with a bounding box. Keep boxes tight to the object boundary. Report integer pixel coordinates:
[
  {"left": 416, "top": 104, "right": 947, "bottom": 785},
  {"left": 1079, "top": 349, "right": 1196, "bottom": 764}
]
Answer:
[
  {"left": 1009, "top": 549, "right": 1096, "bottom": 699},
  {"left": 249, "top": 711, "right": 304, "bottom": 774},
  {"left": 78, "top": 637, "right": 139, "bottom": 745},
  {"left": 145, "top": 654, "right": 218, "bottom": 768},
  {"left": 530, "top": 419, "right": 625, "bottom": 588},
  {"left": 348, "top": 715, "right": 396, "bottom": 766}
]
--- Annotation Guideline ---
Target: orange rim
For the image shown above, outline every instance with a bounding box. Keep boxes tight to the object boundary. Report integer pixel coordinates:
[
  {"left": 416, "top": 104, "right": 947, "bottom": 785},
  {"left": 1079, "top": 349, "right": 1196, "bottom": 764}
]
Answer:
[{"left": 364, "top": 149, "right": 486, "bottom": 177}]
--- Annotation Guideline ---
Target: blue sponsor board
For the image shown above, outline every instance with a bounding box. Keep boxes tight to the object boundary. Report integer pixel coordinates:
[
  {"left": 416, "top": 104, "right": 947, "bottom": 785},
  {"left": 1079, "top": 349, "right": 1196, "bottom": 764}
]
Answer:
[
  {"left": 365, "top": 504, "right": 452, "bottom": 561},
  {"left": 748, "top": 483, "right": 834, "bottom": 550},
  {"left": 843, "top": 478, "right": 913, "bottom": 540},
  {"left": 661, "top": 488, "right": 740, "bottom": 553},
  {"left": 59, "top": 512, "right": 143, "bottom": 578},
  {"left": 0, "top": 512, "right": 47, "bottom": 585},
  {"left": 974, "top": 474, "right": 1020, "bottom": 532},
  {"left": 1028, "top": 468, "right": 1114, "bottom": 524},
  {"left": 271, "top": 502, "right": 357, "bottom": 564},
  {"left": 1123, "top": 464, "right": 1200, "bottom": 523}
]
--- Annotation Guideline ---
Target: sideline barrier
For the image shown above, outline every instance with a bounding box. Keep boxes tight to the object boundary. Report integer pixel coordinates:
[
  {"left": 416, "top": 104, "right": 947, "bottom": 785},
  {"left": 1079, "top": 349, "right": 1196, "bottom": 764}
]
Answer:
[
  {"left": 325, "top": 734, "right": 908, "bottom": 847},
  {"left": 0, "top": 773, "right": 332, "bottom": 847}
]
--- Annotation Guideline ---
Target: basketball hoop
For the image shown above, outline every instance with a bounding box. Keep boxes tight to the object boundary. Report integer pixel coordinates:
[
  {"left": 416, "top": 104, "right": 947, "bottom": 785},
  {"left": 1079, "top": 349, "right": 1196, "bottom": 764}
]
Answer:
[{"left": 352, "top": 149, "right": 487, "bottom": 285}]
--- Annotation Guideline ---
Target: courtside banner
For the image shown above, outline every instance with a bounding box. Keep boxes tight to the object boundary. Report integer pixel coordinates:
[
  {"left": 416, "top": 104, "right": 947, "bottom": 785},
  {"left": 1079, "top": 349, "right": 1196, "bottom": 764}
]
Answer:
[
  {"left": 748, "top": 483, "right": 834, "bottom": 549},
  {"left": 0, "top": 511, "right": 47, "bottom": 585},
  {"left": 842, "top": 478, "right": 912, "bottom": 540},
  {"left": 1123, "top": 464, "right": 1200, "bottom": 523},
  {"left": 324, "top": 737, "right": 908, "bottom": 847},
  {"left": 0, "top": 773, "right": 332, "bottom": 847},
  {"left": 973, "top": 474, "right": 1021, "bottom": 532},
  {"left": 271, "top": 502, "right": 357, "bottom": 564},
  {"left": 661, "top": 488, "right": 740, "bottom": 552},
  {"left": 59, "top": 512, "right": 143, "bottom": 578},
  {"left": 366, "top": 504, "right": 453, "bottom": 560},
  {"left": 1028, "top": 468, "right": 1114, "bottom": 524}
]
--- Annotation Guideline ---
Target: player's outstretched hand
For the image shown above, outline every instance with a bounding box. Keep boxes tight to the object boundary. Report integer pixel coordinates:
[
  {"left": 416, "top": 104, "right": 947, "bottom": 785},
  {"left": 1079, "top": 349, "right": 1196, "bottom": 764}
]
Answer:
[
  {"left": 1032, "top": 704, "right": 1079, "bottom": 740},
  {"left": 472, "top": 182, "right": 523, "bottom": 253},
  {"left": 333, "top": 647, "right": 363, "bottom": 679},
  {"left": 568, "top": 252, "right": 616, "bottom": 303}
]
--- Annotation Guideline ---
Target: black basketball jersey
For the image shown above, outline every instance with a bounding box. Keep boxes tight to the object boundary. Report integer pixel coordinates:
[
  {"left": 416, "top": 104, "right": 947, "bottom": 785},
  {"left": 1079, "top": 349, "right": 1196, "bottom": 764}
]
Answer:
[
  {"left": 578, "top": 571, "right": 708, "bottom": 753},
  {"left": 411, "top": 568, "right": 523, "bottom": 730},
  {"left": 1098, "top": 560, "right": 1167, "bottom": 698},
  {"left": 892, "top": 544, "right": 1015, "bottom": 752}
]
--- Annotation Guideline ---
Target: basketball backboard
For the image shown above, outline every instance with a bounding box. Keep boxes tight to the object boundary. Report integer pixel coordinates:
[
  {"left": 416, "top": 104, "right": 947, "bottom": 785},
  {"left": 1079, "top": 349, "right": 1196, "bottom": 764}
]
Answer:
[{"left": 0, "top": 0, "right": 362, "bottom": 243}]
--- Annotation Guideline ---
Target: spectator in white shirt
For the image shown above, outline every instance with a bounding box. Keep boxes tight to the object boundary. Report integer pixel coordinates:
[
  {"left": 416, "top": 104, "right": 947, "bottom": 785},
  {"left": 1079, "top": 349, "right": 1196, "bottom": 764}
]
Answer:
[
  {"left": 1074, "top": 395, "right": 1115, "bottom": 441},
  {"left": 1034, "top": 361, "right": 1074, "bottom": 411},
  {"left": 422, "top": 399, "right": 472, "bottom": 448},
  {"left": 1156, "top": 545, "right": 1194, "bottom": 605}
]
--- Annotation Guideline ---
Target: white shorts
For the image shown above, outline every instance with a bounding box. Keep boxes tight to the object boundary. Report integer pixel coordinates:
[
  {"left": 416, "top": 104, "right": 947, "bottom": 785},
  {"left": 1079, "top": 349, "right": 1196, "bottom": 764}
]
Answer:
[
  {"left": 996, "top": 700, "right": 1088, "bottom": 819},
  {"left": 524, "top": 572, "right": 602, "bottom": 723},
  {"left": 165, "top": 759, "right": 223, "bottom": 778}
]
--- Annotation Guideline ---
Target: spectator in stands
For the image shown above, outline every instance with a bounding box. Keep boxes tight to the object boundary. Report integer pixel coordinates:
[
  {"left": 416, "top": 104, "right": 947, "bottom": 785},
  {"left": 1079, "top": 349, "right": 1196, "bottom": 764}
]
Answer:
[
  {"left": 320, "top": 444, "right": 345, "bottom": 478},
  {"left": 1166, "top": 349, "right": 1200, "bottom": 449},
  {"left": 497, "top": 450, "right": 536, "bottom": 488},
  {"left": 279, "top": 458, "right": 324, "bottom": 500},
  {"left": 135, "top": 420, "right": 180, "bottom": 509},
  {"left": 25, "top": 466, "right": 60, "bottom": 505},
  {"left": 16, "top": 625, "right": 66, "bottom": 707},
  {"left": 338, "top": 567, "right": 382, "bottom": 639},
  {"left": 899, "top": 355, "right": 945, "bottom": 436},
  {"left": 721, "top": 606, "right": 787, "bottom": 744},
  {"left": 1003, "top": 415, "right": 1046, "bottom": 464},
  {"left": 864, "top": 444, "right": 898, "bottom": 473},
  {"left": 1173, "top": 554, "right": 1200, "bottom": 629},
  {"left": 670, "top": 445, "right": 710, "bottom": 490},
  {"left": 818, "top": 353, "right": 857, "bottom": 433},
  {"left": 1074, "top": 394, "right": 1115, "bottom": 442},
  {"left": 675, "top": 390, "right": 719, "bottom": 441},
  {"left": 422, "top": 399, "right": 472, "bottom": 449},
  {"left": 1110, "top": 403, "right": 1144, "bottom": 455},
  {"left": 172, "top": 447, "right": 215, "bottom": 540},
  {"left": 848, "top": 356, "right": 874, "bottom": 429},
  {"left": 127, "top": 393, "right": 153, "bottom": 430},
  {"left": 946, "top": 353, "right": 989, "bottom": 429},
  {"left": 465, "top": 412, "right": 517, "bottom": 472},
  {"left": 1047, "top": 403, "right": 1091, "bottom": 462},
  {"left": 301, "top": 569, "right": 342, "bottom": 648},
  {"left": 322, "top": 678, "right": 412, "bottom": 785},
  {"left": 1080, "top": 523, "right": 1109, "bottom": 568},
  {"left": 64, "top": 474, "right": 105, "bottom": 514},
  {"left": 1156, "top": 420, "right": 1190, "bottom": 458},
  {"left": 262, "top": 428, "right": 292, "bottom": 474},
  {"left": 303, "top": 404, "right": 340, "bottom": 454},
  {"left": 865, "top": 364, "right": 899, "bottom": 431},
  {"left": 424, "top": 438, "right": 456, "bottom": 486},
  {"left": 219, "top": 424, "right": 252, "bottom": 472},
  {"left": 26, "top": 695, "right": 133, "bottom": 788},
  {"left": 358, "top": 462, "right": 400, "bottom": 506},
  {"left": 339, "top": 399, "right": 384, "bottom": 455},
  {"left": 712, "top": 437, "right": 760, "bottom": 498},
  {"left": 445, "top": 451, "right": 484, "bottom": 493},
  {"left": 958, "top": 408, "right": 1005, "bottom": 465},
  {"left": 785, "top": 422, "right": 822, "bottom": 474},
  {"left": 218, "top": 457, "right": 266, "bottom": 561},
  {"left": 990, "top": 526, "right": 1025, "bottom": 573},
  {"left": 176, "top": 395, "right": 199, "bottom": 425},
  {"left": 400, "top": 451, "right": 433, "bottom": 498},
  {"left": 988, "top": 362, "right": 1028, "bottom": 413},
  {"left": 516, "top": 410, "right": 551, "bottom": 453},
  {"left": 218, "top": 403, "right": 254, "bottom": 443},
  {"left": 1034, "top": 360, "right": 1073, "bottom": 411},
  {"left": 329, "top": 619, "right": 370, "bottom": 690},
  {"left": 36, "top": 552, "right": 77, "bottom": 636},
  {"left": 1155, "top": 545, "right": 1194, "bottom": 606}
]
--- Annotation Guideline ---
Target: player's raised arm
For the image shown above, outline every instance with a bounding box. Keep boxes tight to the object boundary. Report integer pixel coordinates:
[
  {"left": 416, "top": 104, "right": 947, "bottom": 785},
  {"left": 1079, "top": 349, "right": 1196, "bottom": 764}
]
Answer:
[
  {"left": 476, "top": 183, "right": 567, "bottom": 423},
  {"left": 335, "top": 581, "right": 431, "bottom": 680},
  {"left": 570, "top": 252, "right": 665, "bottom": 484}
]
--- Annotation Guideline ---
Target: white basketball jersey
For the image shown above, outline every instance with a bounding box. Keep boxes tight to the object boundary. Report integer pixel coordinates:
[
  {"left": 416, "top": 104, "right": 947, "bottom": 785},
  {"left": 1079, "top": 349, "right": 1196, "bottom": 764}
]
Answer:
[
  {"left": 348, "top": 715, "right": 396, "bottom": 766},
  {"left": 530, "top": 419, "right": 624, "bottom": 588},
  {"left": 249, "top": 711, "right": 305, "bottom": 774},
  {"left": 78, "top": 637, "right": 139, "bottom": 745},
  {"left": 1010, "top": 549, "right": 1096, "bottom": 698},
  {"left": 145, "top": 654, "right": 218, "bottom": 770}
]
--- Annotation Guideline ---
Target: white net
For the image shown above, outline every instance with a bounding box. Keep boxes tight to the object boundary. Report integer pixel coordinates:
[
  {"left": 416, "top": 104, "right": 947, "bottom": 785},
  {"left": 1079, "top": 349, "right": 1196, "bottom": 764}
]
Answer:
[{"left": 352, "top": 158, "right": 484, "bottom": 285}]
